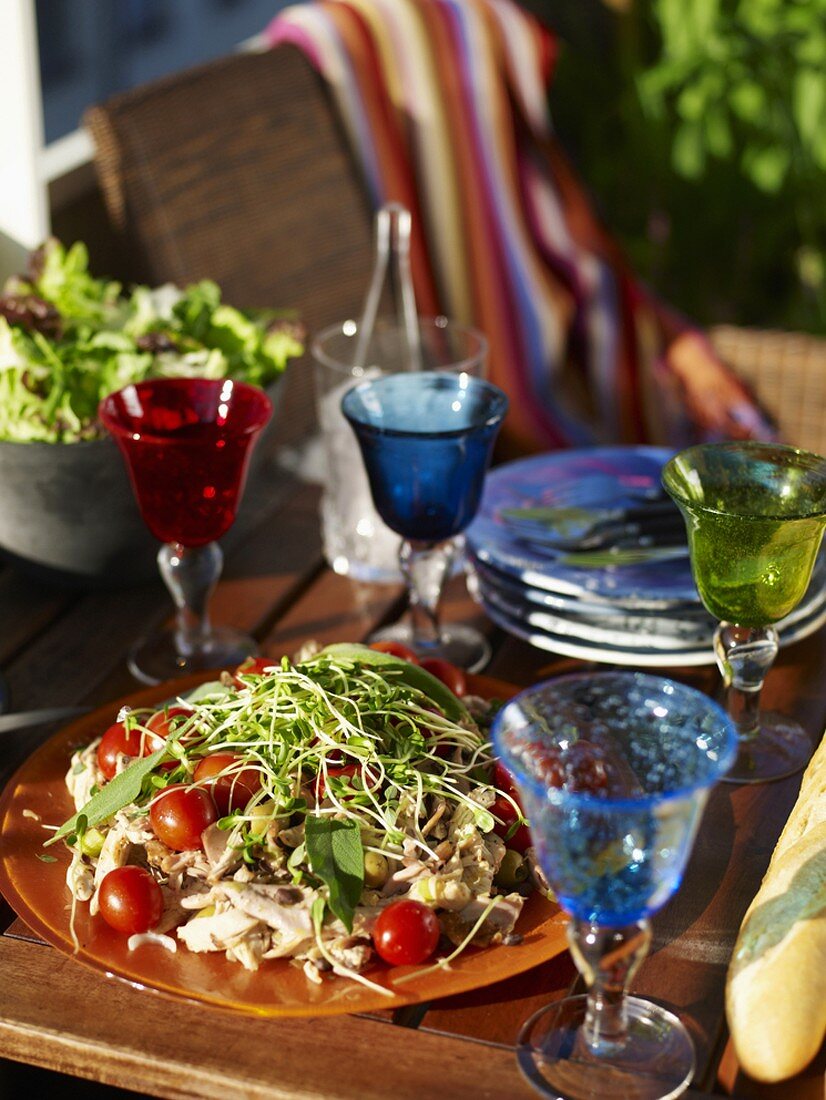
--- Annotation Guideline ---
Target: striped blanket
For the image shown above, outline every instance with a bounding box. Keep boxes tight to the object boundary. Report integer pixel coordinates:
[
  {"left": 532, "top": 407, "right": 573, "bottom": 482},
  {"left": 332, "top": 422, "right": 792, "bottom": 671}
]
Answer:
[{"left": 266, "top": 0, "right": 774, "bottom": 455}]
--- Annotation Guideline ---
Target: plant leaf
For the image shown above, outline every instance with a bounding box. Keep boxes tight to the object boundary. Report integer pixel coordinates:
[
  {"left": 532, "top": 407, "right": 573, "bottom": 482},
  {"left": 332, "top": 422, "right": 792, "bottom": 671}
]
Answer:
[
  {"left": 730, "top": 81, "right": 766, "bottom": 123},
  {"left": 46, "top": 747, "right": 166, "bottom": 846},
  {"left": 317, "top": 643, "right": 468, "bottom": 722},
  {"left": 793, "top": 68, "right": 825, "bottom": 145},
  {"left": 672, "top": 122, "right": 705, "bottom": 179},
  {"left": 183, "top": 679, "right": 231, "bottom": 705},
  {"left": 704, "top": 107, "right": 732, "bottom": 158},
  {"left": 305, "top": 816, "right": 364, "bottom": 933},
  {"left": 743, "top": 145, "right": 790, "bottom": 193}
]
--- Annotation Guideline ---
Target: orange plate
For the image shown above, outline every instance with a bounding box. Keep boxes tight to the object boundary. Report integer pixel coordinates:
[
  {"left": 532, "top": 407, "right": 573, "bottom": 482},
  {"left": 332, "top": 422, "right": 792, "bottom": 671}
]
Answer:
[{"left": 0, "top": 672, "right": 567, "bottom": 1017}]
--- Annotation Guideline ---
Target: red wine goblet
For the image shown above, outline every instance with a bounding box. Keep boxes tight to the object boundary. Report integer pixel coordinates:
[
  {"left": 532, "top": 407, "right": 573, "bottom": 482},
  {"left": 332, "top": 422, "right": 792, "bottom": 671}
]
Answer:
[{"left": 100, "top": 377, "right": 272, "bottom": 684}]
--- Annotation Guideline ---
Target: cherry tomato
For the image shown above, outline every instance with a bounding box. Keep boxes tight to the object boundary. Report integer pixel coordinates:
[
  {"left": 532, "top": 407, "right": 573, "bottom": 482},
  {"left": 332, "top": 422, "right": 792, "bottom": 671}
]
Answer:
[
  {"left": 491, "top": 794, "right": 532, "bottom": 853},
  {"left": 373, "top": 899, "right": 440, "bottom": 966},
  {"left": 193, "top": 753, "right": 262, "bottom": 814},
  {"left": 97, "top": 721, "right": 161, "bottom": 781},
  {"left": 146, "top": 706, "right": 194, "bottom": 741},
  {"left": 522, "top": 741, "right": 565, "bottom": 788},
  {"left": 419, "top": 658, "right": 467, "bottom": 697},
  {"left": 149, "top": 784, "right": 218, "bottom": 851},
  {"left": 368, "top": 641, "right": 420, "bottom": 664},
  {"left": 563, "top": 740, "right": 612, "bottom": 794},
  {"left": 493, "top": 759, "right": 519, "bottom": 796},
  {"left": 233, "top": 655, "right": 278, "bottom": 687},
  {"left": 145, "top": 706, "right": 197, "bottom": 772},
  {"left": 98, "top": 866, "right": 164, "bottom": 935}
]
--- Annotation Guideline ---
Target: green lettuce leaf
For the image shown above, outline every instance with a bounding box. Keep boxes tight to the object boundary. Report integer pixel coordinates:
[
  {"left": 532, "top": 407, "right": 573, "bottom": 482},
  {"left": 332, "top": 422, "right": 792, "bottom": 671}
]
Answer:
[{"left": 0, "top": 241, "right": 303, "bottom": 443}]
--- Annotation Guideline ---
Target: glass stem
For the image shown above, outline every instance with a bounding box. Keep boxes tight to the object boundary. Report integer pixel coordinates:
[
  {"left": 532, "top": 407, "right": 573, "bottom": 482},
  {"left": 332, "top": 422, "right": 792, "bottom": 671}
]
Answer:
[
  {"left": 567, "top": 918, "right": 651, "bottom": 1053},
  {"left": 713, "top": 622, "right": 779, "bottom": 741},
  {"left": 399, "top": 538, "right": 457, "bottom": 650},
  {"left": 158, "top": 542, "right": 223, "bottom": 657}
]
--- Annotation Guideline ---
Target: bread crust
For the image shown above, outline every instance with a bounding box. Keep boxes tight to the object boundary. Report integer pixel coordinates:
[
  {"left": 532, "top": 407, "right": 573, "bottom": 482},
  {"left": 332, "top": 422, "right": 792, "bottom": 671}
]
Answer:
[{"left": 726, "top": 735, "right": 826, "bottom": 1083}]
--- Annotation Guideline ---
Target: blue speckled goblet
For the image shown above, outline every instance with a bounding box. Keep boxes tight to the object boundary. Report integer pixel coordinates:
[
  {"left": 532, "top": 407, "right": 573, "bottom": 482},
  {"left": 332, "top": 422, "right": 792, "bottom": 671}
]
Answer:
[
  {"left": 342, "top": 371, "right": 507, "bottom": 671},
  {"left": 492, "top": 671, "right": 736, "bottom": 1100}
]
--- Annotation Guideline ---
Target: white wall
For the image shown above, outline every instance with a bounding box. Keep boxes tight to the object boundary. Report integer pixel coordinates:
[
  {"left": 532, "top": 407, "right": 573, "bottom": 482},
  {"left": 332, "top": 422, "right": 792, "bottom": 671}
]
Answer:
[{"left": 0, "top": 0, "right": 49, "bottom": 274}]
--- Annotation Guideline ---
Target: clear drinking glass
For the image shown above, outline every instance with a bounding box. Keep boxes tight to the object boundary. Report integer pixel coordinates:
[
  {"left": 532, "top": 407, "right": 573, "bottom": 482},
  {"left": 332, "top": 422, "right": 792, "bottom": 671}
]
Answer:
[
  {"left": 663, "top": 441, "right": 826, "bottom": 783},
  {"left": 312, "top": 317, "right": 488, "bottom": 582},
  {"left": 342, "top": 371, "right": 507, "bottom": 671},
  {"left": 100, "top": 377, "right": 272, "bottom": 684},
  {"left": 493, "top": 671, "right": 736, "bottom": 1100}
]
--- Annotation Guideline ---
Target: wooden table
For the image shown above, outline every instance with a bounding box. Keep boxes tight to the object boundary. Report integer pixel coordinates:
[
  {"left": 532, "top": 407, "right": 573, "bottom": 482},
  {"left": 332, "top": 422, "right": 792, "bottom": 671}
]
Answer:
[{"left": 0, "top": 458, "right": 823, "bottom": 1100}]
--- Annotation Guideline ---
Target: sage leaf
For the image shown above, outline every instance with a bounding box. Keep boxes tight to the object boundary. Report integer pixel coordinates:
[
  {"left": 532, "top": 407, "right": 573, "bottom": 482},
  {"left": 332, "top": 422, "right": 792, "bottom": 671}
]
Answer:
[
  {"left": 305, "top": 816, "right": 364, "bottom": 932},
  {"left": 182, "top": 680, "right": 231, "bottom": 705},
  {"left": 318, "top": 643, "right": 468, "bottom": 722},
  {"left": 46, "top": 747, "right": 166, "bottom": 846}
]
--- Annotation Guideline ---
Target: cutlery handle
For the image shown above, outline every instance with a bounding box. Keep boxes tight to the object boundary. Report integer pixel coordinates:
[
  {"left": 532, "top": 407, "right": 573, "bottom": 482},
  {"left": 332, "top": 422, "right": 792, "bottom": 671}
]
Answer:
[
  {"left": 0, "top": 706, "right": 90, "bottom": 736},
  {"left": 607, "top": 500, "right": 682, "bottom": 525},
  {"left": 613, "top": 513, "right": 686, "bottom": 539}
]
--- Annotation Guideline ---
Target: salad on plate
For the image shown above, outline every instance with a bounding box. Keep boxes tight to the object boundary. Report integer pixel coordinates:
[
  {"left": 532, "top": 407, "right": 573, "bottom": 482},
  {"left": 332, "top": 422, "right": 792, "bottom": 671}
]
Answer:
[
  {"left": 51, "top": 643, "right": 540, "bottom": 993},
  {"left": 0, "top": 238, "right": 303, "bottom": 443}
]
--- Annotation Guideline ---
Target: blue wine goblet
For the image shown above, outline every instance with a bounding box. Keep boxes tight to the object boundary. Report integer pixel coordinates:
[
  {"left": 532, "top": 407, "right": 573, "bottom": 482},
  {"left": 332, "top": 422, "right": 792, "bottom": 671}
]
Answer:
[
  {"left": 492, "top": 671, "right": 736, "bottom": 1100},
  {"left": 342, "top": 371, "right": 508, "bottom": 671}
]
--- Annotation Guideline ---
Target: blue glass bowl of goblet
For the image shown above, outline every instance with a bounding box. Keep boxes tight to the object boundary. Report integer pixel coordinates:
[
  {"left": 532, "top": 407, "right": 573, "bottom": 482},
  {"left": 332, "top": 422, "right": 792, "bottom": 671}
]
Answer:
[
  {"left": 341, "top": 371, "right": 508, "bottom": 541},
  {"left": 494, "top": 671, "right": 736, "bottom": 926},
  {"left": 492, "top": 671, "right": 736, "bottom": 1100},
  {"left": 341, "top": 371, "right": 507, "bottom": 672}
]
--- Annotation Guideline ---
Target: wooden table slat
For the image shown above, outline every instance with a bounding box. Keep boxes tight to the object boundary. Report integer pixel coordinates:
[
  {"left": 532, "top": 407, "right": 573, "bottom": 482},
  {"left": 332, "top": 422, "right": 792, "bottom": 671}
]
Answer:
[
  {"left": 0, "top": 935, "right": 543, "bottom": 1100},
  {"left": 0, "top": 461, "right": 823, "bottom": 1099}
]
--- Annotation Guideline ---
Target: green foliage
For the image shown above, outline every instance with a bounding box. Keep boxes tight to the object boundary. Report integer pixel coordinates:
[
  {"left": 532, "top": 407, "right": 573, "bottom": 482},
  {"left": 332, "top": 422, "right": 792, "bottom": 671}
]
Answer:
[
  {"left": 641, "top": 0, "right": 826, "bottom": 195},
  {"left": 548, "top": 0, "right": 826, "bottom": 333}
]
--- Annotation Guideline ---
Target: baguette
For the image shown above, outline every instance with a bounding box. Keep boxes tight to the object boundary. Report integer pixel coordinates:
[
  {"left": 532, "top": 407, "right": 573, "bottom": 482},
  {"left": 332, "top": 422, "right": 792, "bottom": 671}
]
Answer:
[{"left": 726, "top": 732, "right": 826, "bottom": 1083}]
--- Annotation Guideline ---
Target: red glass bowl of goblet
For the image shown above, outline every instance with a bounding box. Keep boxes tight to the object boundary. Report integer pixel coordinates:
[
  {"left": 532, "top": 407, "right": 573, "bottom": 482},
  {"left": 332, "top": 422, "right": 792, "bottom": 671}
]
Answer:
[{"left": 100, "top": 377, "right": 272, "bottom": 684}]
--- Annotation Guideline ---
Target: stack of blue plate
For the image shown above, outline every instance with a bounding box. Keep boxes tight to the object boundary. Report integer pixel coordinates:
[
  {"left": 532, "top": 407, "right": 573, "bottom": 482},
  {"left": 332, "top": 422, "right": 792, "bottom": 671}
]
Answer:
[{"left": 465, "top": 447, "right": 826, "bottom": 667}]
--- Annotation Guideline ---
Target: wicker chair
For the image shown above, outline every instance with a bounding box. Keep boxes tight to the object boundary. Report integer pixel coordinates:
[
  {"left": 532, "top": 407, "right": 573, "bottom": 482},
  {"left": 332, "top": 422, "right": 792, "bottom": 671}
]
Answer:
[
  {"left": 85, "top": 45, "right": 374, "bottom": 447},
  {"left": 709, "top": 326, "right": 826, "bottom": 457},
  {"left": 86, "top": 46, "right": 825, "bottom": 459}
]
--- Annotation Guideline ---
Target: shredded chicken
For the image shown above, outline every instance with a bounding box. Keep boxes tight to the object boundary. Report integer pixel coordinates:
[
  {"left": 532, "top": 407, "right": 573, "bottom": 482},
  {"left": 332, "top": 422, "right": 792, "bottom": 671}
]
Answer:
[
  {"left": 60, "top": 652, "right": 532, "bottom": 988},
  {"left": 176, "top": 906, "right": 262, "bottom": 954},
  {"left": 66, "top": 743, "right": 100, "bottom": 811},
  {"left": 89, "top": 825, "right": 134, "bottom": 915}
]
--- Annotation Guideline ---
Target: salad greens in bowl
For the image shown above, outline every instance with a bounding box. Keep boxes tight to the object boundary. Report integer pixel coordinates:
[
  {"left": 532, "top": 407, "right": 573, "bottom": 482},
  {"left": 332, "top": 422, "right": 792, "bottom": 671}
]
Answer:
[
  {"left": 0, "top": 239, "right": 302, "bottom": 442},
  {"left": 0, "top": 240, "right": 304, "bottom": 584}
]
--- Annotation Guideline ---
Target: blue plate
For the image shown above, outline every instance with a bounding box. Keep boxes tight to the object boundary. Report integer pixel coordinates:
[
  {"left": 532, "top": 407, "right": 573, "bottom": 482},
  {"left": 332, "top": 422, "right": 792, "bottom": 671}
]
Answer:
[
  {"left": 467, "top": 552, "right": 711, "bottom": 622},
  {"left": 471, "top": 570, "right": 715, "bottom": 647},
  {"left": 465, "top": 447, "right": 699, "bottom": 608},
  {"left": 470, "top": 573, "right": 826, "bottom": 668}
]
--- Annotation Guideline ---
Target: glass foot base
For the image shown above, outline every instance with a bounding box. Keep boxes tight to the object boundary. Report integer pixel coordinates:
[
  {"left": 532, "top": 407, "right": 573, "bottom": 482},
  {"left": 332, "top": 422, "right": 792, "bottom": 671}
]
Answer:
[
  {"left": 517, "top": 994, "right": 695, "bottom": 1100},
  {"left": 722, "top": 712, "right": 812, "bottom": 784},
  {"left": 128, "top": 626, "right": 258, "bottom": 686},
  {"left": 369, "top": 621, "right": 491, "bottom": 673}
]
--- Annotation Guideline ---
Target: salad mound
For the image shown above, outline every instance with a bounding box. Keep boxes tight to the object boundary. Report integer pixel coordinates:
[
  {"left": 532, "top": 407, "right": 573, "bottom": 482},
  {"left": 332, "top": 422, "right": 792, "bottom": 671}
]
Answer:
[
  {"left": 55, "top": 644, "right": 535, "bottom": 990},
  {"left": 0, "top": 239, "right": 304, "bottom": 443}
]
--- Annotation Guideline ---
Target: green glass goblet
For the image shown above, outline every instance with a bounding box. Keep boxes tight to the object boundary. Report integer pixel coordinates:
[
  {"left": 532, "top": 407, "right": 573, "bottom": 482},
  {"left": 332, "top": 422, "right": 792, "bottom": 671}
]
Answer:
[{"left": 663, "top": 442, "right": 826, "bottom": 784}]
